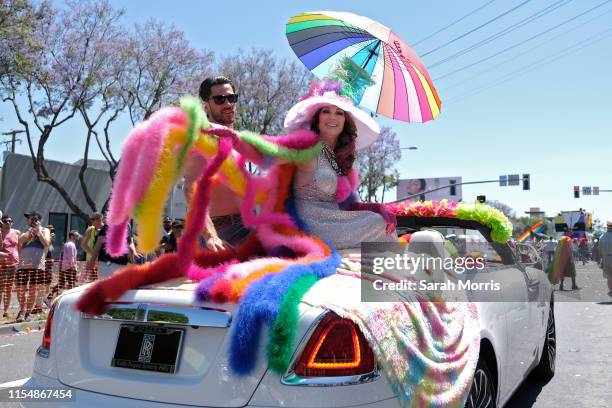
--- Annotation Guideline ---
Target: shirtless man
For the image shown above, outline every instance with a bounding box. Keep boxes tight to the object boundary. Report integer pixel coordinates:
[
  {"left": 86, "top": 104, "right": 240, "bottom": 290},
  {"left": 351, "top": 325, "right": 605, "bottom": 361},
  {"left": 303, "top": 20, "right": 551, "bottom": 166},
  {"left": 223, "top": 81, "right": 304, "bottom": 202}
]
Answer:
[{"left": 183, "top": 76, "right": 254, "bottom": 251}]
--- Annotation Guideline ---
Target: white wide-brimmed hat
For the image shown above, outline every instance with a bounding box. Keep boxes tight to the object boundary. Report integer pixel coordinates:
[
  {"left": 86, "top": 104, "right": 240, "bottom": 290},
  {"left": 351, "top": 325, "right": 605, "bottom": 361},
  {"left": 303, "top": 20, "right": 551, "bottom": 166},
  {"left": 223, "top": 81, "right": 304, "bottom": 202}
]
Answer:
[{"left": 284, "top": 89, "right": 380, "bottom": 150}]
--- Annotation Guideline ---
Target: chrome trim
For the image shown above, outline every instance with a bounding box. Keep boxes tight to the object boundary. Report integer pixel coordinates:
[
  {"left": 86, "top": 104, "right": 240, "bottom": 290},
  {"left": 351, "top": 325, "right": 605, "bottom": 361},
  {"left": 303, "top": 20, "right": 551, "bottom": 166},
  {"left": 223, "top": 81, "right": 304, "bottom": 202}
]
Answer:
[
  {"left": 81, "top": 303, "right": 232, "bottom": 327},
  {"left": 282, "top": 370, "right": 380, "bottom": 387},
  {"left": 281, "top": 311, "right": 381, "bottom": 387},
  {"left": 36, "top": 346, "right": 50, "bottom": 358}
]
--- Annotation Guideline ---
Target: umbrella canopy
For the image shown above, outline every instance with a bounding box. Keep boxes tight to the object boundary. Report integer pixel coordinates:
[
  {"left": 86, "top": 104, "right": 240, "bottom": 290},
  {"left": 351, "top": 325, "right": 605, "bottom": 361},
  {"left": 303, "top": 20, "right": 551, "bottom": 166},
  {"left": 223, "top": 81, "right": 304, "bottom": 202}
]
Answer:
[{"left": 287, "top": 11, "right": 441, "bottom": 123}]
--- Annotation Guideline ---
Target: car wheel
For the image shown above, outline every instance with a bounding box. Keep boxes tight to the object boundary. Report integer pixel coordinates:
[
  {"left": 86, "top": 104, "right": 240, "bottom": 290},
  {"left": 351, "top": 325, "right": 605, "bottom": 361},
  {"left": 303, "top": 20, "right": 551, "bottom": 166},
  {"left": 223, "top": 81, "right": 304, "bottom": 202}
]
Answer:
[
  {"left": 532, "top": 306, "right": 556, "bottom": 380},
  {"left": 466, "top": 359, "right": 496, "bottom": 408}
]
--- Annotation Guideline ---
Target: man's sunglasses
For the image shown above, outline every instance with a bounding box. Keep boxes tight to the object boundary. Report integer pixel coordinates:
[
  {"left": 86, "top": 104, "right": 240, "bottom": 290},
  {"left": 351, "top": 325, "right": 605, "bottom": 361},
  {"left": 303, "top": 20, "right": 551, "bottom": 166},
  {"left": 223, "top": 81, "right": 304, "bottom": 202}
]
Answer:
[{"left": 208, "top": 94, "right": 239, "bottom": 105}]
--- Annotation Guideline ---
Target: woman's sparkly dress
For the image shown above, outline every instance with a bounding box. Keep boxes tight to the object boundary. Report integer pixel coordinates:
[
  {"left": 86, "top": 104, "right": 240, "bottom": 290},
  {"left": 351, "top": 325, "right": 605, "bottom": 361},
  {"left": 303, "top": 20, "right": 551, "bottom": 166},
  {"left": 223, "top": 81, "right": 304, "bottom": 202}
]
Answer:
[{"left": 293, "top": 153, "right": 397, "bottom": 250}]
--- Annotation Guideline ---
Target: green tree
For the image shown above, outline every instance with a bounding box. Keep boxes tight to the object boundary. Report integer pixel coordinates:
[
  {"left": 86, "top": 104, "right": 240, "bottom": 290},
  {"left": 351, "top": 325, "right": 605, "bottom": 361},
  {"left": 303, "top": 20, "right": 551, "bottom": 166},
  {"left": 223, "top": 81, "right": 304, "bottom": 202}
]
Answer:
[
  {"left": 218, "top": 48, "right": 311, "bottom": 134},
  {"left": 0, "top": 0, "right": 47, "bottom": 84},
  {"left": 356, "top": 126, "right": 400, "bottom": 203},
  {"left": 1, "top": 0, "right": 213, "bottom": 218}
]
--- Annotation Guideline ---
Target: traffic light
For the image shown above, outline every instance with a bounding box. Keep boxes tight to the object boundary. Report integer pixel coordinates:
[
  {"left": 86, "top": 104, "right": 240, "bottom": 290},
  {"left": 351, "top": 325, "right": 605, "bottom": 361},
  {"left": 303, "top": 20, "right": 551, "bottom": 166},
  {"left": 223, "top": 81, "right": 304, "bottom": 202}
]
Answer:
[
  {"left": 522, "top": 174, "right": 530, "bottom": 190},
  {"left": 574, "top": 186, "right": 580, "bottom": 198},
  {"left": 449, "top": 180, "right": 457, "bottom": 196}
]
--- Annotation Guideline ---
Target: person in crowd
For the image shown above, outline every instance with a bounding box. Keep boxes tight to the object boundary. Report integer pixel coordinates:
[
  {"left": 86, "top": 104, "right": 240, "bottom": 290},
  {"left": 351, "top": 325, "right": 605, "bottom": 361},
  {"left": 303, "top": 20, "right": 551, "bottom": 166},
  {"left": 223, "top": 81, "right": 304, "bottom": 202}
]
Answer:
[
  {"left": 542, "top": 236, "right": 557, "bottom": 269},
  {"left": 578, "top": 236, "right": 589, "bottom": 265},
  {"left": 592, "top": 237, "right": 600, "bottom": 263},
  {"left": 285, "top": 81, "right": 397, "bottom": 249},
  {"left": 559, "top": 228, "right": 580, "bottom": 291},
  {"left": 162, "top": 216, "right": 173, "bottom": 236},
  {"left": 597, "top": 220, "right": 612, "bottom": 297},
  {"left": 59, "top": 230, "right": 80, "bottom": 293},
  {"left": 159, "top": 220, "right": 184, "bottom": 254},
  {"left": 183, "top": 76, "right": 260, "bottom": 251},
  {"left": 81, "top": 212, "right": 104, "bottom": 282},
  {"left": 16, "top": 211, "right": 51, "bottom": 322},
  {"left": 88, "top": 215, "right": 142, "bottom": 279},
  {"left": 31, "top": 224, "right": 55, "bottom": 314},
  {"left": 0, "top": 214, "right": 20, "bottom": 320}
]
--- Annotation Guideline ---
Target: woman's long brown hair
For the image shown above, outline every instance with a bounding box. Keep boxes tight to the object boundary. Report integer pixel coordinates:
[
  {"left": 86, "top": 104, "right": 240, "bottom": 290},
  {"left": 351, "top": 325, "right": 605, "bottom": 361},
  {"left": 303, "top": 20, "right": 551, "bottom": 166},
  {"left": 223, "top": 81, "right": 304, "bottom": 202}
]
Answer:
[{"left": 310, "top": 107, "right": 357, "bottom": 175}]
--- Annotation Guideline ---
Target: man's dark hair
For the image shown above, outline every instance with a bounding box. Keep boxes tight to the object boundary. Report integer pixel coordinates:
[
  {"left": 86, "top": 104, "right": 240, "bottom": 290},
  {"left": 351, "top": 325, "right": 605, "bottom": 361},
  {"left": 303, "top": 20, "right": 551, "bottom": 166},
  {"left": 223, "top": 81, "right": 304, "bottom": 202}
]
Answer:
[{"left": 199, "top": 76, "right": 235, "bottom": 101}]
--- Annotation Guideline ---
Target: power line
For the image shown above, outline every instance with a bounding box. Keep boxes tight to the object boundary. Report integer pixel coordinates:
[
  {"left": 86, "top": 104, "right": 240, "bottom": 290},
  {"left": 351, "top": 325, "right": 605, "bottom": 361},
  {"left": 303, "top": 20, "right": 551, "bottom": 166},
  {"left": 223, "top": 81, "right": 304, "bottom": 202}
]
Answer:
[
  {"left": 441, "top": 7, "right": 612, "bottom": 92},
  {"left": 412, "top": 0, "right": 498, "bottom": 46},
  {"left": 445, "top": 27, "right": 612, "bottom": 104},
  {"left": 421, "top": 0, "right": 533, "bottom": 57},
  {"left": 433, "top": 0, "right": 612, "bottom": 81},
  {"left": 429, "top": 0, "right": 573, "bottom": 69}
]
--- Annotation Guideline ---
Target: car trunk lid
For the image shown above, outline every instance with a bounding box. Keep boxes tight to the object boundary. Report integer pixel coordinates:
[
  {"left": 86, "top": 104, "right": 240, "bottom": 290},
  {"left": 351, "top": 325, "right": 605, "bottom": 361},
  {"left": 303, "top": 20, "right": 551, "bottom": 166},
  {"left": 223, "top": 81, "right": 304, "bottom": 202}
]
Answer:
[{"left": 55, "top": 281, "right": 271, "bottom": 407}]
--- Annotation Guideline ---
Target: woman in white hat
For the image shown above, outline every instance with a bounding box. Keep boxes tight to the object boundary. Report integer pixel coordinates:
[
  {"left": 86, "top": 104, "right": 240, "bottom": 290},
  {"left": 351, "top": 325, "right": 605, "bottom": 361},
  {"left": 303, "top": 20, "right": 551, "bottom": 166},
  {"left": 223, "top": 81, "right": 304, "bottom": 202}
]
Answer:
[{"left": 284, "top": 80, "right": 397, "bottom": 250}]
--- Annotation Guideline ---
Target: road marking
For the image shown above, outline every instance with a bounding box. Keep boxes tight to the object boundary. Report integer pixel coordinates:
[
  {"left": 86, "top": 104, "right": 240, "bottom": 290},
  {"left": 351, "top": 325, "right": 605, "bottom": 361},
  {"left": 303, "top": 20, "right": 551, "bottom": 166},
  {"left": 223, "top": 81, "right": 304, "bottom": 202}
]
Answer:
[
  {"left": 0, "top": 377, "right": 30, "bottom": 389},
  {"left": 0, "top": 344, "right": 14, "bottom": 348}
]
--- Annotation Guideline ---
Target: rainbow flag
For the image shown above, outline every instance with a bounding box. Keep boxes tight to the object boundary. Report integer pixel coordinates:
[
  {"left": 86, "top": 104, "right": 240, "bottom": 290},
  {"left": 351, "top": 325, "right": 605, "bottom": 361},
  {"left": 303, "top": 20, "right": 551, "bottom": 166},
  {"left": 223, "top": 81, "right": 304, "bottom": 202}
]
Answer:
[{"left": 517, "top": 221, "right": 545, "bottom": 242}]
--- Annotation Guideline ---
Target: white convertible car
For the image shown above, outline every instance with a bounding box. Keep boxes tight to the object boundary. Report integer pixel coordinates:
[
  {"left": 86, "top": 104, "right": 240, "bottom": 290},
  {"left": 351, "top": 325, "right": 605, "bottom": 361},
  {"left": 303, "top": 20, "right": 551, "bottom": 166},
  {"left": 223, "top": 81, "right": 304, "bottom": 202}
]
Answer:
[{"left": 21, "top": 216, "right": 555, "bottom": 408}]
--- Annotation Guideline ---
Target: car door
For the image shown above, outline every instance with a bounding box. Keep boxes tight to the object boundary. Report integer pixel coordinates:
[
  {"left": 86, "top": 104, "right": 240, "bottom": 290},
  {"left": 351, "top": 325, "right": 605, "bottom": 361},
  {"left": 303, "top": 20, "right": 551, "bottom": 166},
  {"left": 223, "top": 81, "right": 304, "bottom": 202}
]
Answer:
[
  {"left": 460, "top": 229, "right": 535, "bottom": 398},
  {"left": 501, "top": 245, "right": 543, "bottom": 394},
  {"left": 516, "top": 244, "right": 549, "bottom": 363}
]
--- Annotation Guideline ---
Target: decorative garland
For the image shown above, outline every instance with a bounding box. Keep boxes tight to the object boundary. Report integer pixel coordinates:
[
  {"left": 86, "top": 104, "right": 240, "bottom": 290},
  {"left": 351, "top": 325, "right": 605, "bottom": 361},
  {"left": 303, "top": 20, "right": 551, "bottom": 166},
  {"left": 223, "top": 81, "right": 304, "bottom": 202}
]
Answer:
[{"left": 388, "top": 199, "right": 513, "bottom": 243}]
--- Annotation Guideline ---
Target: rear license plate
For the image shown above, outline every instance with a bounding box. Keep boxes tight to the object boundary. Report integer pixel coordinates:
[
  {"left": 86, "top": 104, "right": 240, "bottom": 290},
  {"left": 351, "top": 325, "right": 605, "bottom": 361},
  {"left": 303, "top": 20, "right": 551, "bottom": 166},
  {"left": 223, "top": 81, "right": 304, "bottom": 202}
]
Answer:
[{"left": 112, "top": 324, "right": 184, "bottom": 374}]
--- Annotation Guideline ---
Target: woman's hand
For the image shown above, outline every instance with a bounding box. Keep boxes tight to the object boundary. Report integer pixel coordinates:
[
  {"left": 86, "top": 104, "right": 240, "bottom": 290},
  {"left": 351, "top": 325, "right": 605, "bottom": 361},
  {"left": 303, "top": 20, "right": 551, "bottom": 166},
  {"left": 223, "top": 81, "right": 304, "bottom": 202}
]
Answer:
[
  {"left": 380, "top": 207, "right": 397, "bottom": 234},
  {"left": 347, "top": 202, "right": 397, "bottom": 234},
  {"left": 205, "top": 235, "right": 226, "bottom": 252}
]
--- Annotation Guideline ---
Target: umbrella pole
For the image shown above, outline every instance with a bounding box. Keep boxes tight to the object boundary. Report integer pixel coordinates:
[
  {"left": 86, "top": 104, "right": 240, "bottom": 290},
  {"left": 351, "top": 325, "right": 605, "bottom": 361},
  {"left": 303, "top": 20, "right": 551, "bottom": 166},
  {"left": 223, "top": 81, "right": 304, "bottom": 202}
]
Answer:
[{"left": 362, "top": 40, "right": 381, "bottom": 69}]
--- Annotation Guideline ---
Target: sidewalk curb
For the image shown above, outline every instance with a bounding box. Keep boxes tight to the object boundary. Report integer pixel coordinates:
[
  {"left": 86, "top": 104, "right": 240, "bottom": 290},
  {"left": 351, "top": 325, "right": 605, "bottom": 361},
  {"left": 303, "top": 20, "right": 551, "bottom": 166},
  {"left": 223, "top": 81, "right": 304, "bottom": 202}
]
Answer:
[{"left": 0, "top": 320, "right": 45, "bottom": 336}]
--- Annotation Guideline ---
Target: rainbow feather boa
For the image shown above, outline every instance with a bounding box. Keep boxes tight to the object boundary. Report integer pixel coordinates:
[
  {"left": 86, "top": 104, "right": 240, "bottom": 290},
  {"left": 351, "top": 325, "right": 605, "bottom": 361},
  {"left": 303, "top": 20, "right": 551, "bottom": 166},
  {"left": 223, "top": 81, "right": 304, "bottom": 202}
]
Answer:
[
  {"left": 96, "top": 97, "right": 483, "bottom": 407},
  {"left": 388, "top": 199, "right": 513, "bottom": 243}
]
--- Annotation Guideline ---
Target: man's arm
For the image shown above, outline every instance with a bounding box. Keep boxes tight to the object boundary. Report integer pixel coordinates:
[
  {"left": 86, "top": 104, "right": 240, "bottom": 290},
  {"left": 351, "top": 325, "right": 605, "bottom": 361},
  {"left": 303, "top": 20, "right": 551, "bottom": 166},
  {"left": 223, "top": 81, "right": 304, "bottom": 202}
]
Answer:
[
  {"left": 18, "top": 230, "right": 31, "bottom": 246},
  {"left": 202, "top": 213, "right": 225, "bottom": 251},
  {"left": 127, "top": 234, "right": 141, "bottom": 262},
  {"left": 38, "top": 227, "right": 51, "bottom": 247},
  {"left": 183, "top": 154, "right": 226, "bottom": 251}
]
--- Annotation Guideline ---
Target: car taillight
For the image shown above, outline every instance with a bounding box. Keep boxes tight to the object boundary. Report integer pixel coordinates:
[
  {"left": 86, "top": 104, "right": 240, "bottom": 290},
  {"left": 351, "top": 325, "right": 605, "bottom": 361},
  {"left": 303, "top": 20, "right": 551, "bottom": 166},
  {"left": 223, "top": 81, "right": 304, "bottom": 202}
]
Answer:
[
  {"left": 41, "top": 302, "right": 56, "bottom": 351},
  {"left": 294, "top": 313, "right": 375, "bottom": 377}
]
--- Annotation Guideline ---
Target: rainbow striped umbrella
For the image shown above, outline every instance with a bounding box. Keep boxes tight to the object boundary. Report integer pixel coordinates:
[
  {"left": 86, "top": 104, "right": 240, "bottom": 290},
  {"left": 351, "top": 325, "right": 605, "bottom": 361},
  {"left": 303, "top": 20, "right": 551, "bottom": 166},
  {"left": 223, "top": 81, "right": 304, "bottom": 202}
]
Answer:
[{"left": 287, "top": 11, "right": 441, "bottom": 123}]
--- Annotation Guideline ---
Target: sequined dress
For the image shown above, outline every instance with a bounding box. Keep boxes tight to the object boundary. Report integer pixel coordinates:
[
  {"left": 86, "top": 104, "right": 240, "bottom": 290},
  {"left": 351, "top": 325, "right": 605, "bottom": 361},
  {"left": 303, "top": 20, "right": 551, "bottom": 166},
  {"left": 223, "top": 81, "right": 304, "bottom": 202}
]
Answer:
[{"left": 294, "top": 153, "right": 398, "bottom": 250}]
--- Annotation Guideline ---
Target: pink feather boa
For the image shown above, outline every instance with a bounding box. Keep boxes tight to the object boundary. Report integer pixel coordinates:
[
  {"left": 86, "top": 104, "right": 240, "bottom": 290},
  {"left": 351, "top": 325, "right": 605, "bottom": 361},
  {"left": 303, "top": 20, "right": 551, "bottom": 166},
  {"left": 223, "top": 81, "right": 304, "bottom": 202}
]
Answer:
[
  {"left": 262, "top": 129, "right": 319, "bottom": 149},
  {"left": 336, "top": 168, "right": 359, "bottom": 203},
  {"left": 178, "top": 136, "right": 234, "bottom": 274},
  {"left": 108, "top": 107, "right": 187, "bottom": 225}
]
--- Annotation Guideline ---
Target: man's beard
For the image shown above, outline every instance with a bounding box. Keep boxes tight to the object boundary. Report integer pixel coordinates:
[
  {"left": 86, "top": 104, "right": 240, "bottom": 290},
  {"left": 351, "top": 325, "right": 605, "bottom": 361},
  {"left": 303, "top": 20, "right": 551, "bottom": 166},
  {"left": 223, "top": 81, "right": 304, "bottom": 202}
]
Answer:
[{"left": 211, "top": 111, "right": 234, "bottom": 127}]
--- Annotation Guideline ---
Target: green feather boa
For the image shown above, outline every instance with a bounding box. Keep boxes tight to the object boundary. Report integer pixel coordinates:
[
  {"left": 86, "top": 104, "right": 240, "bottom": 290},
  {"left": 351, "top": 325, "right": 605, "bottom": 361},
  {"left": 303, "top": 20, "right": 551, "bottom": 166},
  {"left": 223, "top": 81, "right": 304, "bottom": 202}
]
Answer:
[{"left": 267, "top": 274, "right": 319, "bottom": 374}]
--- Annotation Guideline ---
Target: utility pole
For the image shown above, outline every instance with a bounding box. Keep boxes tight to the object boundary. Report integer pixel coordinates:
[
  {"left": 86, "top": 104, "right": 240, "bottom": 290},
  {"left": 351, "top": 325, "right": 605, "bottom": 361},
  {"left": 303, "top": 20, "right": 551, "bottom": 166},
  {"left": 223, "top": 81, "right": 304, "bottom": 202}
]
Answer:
[{"left": 1, "top": 130, "right": 24, "bottom": 153}]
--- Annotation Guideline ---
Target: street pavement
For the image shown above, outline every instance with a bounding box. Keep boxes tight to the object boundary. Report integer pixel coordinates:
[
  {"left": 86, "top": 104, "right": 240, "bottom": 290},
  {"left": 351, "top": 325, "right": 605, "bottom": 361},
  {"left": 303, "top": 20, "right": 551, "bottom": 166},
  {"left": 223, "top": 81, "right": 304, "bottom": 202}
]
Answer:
[
  {"left": 506, "top": 261, "right": 611, "bottom": 408},
  {"left": 0, "top": 331, "right": 42, "bottom": 386},
  {"left": 0, "top": 262, "right": 610, "bottom": 407}
]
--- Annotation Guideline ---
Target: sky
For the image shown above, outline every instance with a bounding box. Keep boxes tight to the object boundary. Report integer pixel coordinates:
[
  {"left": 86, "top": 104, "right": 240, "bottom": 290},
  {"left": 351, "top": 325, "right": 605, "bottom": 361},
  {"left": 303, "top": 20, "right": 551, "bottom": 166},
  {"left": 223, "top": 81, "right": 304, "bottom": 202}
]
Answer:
[{"left": 1, "top": 0, "right": 611, "bottom": 223}]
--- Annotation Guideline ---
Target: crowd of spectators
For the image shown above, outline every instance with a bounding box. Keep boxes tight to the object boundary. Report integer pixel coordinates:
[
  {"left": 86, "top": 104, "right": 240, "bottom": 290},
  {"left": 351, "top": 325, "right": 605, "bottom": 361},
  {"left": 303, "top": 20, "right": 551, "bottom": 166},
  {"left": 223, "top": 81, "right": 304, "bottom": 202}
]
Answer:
[{"left": 0, "top": 210, "right": 183, "bottom": 324}]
